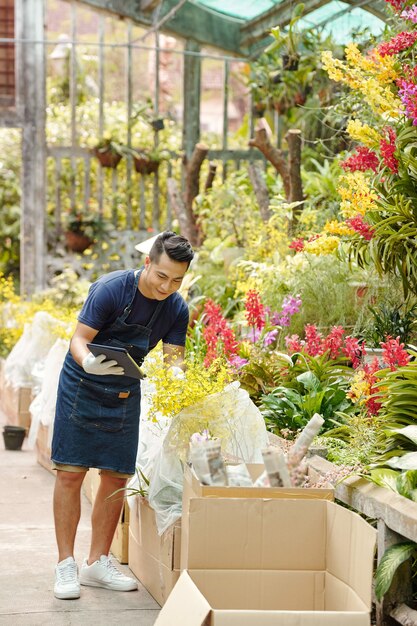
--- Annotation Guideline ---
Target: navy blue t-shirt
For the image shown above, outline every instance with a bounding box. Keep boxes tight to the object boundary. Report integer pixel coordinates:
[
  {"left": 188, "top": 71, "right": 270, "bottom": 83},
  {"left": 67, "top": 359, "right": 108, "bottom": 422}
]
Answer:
[{"left": 77, "top": 269, "right": 189, "bottom": 349}]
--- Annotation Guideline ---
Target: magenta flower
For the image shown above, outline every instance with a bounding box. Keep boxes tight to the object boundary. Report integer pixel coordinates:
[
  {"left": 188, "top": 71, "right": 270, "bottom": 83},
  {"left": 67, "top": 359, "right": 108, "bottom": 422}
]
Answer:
[
  {"left": 228, "top": 355, "right": 249, "bottom": 369},
  {"left": 264, "top": 329, "right": 279, "bottom": 347}
]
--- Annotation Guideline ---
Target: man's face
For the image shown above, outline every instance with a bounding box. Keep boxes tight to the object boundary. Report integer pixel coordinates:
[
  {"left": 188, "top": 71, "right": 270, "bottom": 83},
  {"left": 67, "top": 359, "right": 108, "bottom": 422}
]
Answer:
[{"left": 140, "top": 252, "right": 188, "bottom": 300}]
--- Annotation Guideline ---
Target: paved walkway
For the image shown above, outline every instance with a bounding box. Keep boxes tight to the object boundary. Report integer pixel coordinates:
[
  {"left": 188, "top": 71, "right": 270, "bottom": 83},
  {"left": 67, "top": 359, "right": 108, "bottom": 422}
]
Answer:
[{"left": 0, "top": 410, "right": 160, "bottom": 625}]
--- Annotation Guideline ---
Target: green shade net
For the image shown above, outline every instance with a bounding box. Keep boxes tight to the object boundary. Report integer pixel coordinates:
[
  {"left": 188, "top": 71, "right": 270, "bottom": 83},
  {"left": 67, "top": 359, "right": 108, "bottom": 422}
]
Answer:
[{"left": 194, "top": 0, "right": 385, "bottom": 42}]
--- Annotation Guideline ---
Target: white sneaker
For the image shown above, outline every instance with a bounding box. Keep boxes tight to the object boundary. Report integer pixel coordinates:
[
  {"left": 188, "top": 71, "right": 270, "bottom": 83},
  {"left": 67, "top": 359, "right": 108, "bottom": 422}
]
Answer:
[
  {"left": 54, "top": 556, "right": 80, "bottom": 599},
  {"left": 80, "top": 555, "right": 138, "bottom": 591}
]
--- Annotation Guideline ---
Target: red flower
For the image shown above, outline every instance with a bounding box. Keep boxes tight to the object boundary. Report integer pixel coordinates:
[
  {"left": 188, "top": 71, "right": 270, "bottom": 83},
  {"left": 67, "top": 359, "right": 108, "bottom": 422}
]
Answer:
[
  {"left": 289, "top": 238, "right": 305, "bottom": 252},
  {"left": 245, "top": 290, "right": 265, "bottom": 330},
  {"left": 346, "top": 215, "right": 374, "bottom": 241},
  {"left": 381, "top": 335, "right": 410, "bottom": 370},
  {"left": 342, "top": 336, "right": 365, "bottom": 369},
  {"left": 304, "top": 324, "right": 323, "bottom": 356},
  {"left": 379, "top": 127, "right": 398, "bottom": 173},
  {"left": 341, "top": 147, "right": 379, "bottom": 172},
  {"left": 202, "top": 299, "right": 238, "bottom": 366},
  {"left": 377, "top": 30, "right": 417, "bottom": 56},
  {"left": 285, "top": 334, "right": 304, "bottom": 352},
  {"left": 322, "top": 325, "right": 345, "bottom": 359},
  {"left": 385, "top": 0, "right": 406, "bottom": 11}
]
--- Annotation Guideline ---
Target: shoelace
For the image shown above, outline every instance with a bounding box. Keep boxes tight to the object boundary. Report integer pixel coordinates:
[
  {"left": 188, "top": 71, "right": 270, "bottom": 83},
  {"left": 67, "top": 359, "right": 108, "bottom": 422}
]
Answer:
[
  {"left": 103, "top": 557, "right": 126, "bottom": 578},
  {"left": 57, "top": 561, "right": 77, "bottom": 583}
]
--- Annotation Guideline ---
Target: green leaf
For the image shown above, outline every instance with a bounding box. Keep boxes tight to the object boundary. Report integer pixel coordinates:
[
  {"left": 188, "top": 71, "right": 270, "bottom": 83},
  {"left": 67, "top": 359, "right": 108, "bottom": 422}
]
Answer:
[
  {"left": 387, "top": 425, "right": 417, "bottom": 446},
  {"left": 368, "top": 468, "right": 400, "bottom": 491},
  {"left": 375, "top": 542, "right": 417, "bottom": 601},
  {"left": 386, "top": 452, "right": 417, "bottom": 470}
]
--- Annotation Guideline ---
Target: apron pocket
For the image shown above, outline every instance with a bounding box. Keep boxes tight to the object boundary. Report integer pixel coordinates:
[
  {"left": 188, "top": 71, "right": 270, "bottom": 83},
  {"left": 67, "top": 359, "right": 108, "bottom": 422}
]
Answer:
[{"left": 71, "top": 378, "right": 128, "bottom": 432}]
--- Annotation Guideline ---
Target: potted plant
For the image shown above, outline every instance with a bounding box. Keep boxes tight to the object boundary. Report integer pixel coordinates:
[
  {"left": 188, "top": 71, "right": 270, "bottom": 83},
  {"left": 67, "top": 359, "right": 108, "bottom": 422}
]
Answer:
[
  {"left": 265, "top": 3, "right": 305, "bottom": 71},
  {"left": 131, "top": 147, "right": 169, "bottom": 175},
  {"left": 63, "top": 207, "right": 111, "bottom": 252},
  {"left": 90, "top": 132, "right": 126, "bottom": 168}
]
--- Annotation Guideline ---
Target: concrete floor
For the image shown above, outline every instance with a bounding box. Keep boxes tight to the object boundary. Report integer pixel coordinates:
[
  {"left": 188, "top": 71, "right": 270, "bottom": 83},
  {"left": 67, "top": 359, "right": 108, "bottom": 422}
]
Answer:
[{"left": 0, "top": 410, "right": 160, "bottom": 625}]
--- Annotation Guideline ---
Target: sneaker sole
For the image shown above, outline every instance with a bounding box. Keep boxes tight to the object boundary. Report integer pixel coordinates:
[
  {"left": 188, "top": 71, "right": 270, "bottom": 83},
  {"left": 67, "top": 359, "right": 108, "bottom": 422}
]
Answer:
[
  {"left": 54, "top": 589, "right": 81, "bottom": 600},
  {"left": 80, "top": 579, "right": 138, "bottom": 591}
]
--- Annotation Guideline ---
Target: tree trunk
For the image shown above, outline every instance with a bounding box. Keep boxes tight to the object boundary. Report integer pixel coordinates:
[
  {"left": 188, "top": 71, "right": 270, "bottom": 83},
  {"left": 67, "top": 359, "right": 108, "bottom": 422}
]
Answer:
[
  {"left": 167, "top": 178, "right": 193, "bottom": 243},
  {"left": 286, "top": 129, "right": 304, "bottom": 236},
  {"left": 249, "top": 126, "right": 291, "bottom": 200},
  {"left": 248, "top": 163, "right": 271, "bottom": 222},
  {"left": 184, "top": 142, "right": 209, "bottom": 211},
  {"left": 287, "top": 129, "right": 303, "bottom": 203},
  {"left": 204, "top": 161, "right": 217, "bottom": 191}
]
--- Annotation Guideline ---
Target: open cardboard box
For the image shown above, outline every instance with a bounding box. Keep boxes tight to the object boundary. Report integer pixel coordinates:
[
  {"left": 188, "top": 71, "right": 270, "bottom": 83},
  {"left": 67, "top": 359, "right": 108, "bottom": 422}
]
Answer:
[
  {"left": 128, "top": 495, "right": 181, "bottom": 605},
  {"left": 157, "top": 498, "right": 377, "bottom": 625},
  {"left": 181, "top": 463, "right": 334, "bottom": 570}
]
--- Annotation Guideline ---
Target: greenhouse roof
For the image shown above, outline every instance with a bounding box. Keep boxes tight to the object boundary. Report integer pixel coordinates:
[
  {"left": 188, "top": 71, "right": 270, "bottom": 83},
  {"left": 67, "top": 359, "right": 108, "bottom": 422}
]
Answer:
[{"left": 79, "top": 0, "right": 388, "bottom": 55}]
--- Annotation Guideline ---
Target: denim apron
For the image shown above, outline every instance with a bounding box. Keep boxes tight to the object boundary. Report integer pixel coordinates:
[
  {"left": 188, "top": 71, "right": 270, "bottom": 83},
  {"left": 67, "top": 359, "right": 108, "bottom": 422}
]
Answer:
[{"left": 51, "top": 270, "right": 165, "bottom": 475}]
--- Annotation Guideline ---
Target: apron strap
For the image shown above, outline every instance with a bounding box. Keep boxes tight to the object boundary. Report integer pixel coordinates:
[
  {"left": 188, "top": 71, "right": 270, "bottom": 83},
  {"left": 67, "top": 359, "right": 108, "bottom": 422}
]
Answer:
[
  {"left": 146, "top": 299, "right": 165, "bottom": 328},
  {"left": 120, "top": 269, "right": 141, "bottom": 321}
]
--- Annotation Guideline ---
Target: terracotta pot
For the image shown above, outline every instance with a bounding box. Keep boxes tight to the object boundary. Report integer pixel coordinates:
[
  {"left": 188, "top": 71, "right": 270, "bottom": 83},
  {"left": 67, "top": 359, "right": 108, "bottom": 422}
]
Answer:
[
  {"left": 133, "top": 156, "right": 160, "bottom": 175},
  {"left": 64, "top": 230, "right": 93, "bottom": 253},
  {"left": 92, "top": 148, "right": 122, "bottom": 169}
]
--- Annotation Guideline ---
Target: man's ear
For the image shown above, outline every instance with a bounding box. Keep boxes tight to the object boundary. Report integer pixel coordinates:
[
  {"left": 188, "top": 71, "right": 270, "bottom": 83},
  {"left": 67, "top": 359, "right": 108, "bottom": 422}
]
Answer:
[{"left": 144, "top": 256, "right": 151, "bottom": 268}]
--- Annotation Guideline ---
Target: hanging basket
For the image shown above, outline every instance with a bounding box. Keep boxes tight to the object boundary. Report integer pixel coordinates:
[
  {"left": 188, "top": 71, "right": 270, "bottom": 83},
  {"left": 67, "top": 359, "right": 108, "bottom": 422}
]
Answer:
[
  {"left": 133, "top": 155, "right": 160, "bottom": 175},
  {"left": 64, "top": 230, "right": 93, "bottom": 253},
  {"left": 92, "top": 147, "right": 122, "bottom": 169}
]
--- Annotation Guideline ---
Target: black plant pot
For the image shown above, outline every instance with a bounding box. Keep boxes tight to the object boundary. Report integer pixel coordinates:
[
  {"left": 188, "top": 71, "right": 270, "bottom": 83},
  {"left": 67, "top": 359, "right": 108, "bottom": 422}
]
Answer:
[
  {"left": 3, "top": 425, "right": 26, "bottom": 450},
  {"left": 282, "top": 53, "right": 300, "bottom": 71},
  {"left": 151, "top": 118, "right": 165, "bottom": 131}
]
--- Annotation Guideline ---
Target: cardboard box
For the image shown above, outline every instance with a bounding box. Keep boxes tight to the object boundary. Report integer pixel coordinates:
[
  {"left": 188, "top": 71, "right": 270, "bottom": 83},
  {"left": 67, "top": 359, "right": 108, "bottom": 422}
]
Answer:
[
  {"left": 156, "top": 498, "right": 377, "bottom": 625},
  {"left": 35, "top": 422, "right": 54, "bottom": 474},
  {"left": 111, "top": 500, "right": 130, "bottom": 564},
  {"left": 181, "top": 463, "right": 334, "bottom": 570},
  {"left": 0, "top": 362, "right": 33, "bottom": 432},
  {"left": 128, "top": 495, "right": 181, "bottom": 605}
]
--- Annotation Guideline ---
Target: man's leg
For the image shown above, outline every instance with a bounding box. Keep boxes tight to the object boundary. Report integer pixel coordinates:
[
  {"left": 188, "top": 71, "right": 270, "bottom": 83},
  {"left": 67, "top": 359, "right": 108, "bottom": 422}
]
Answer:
[
  {"left": 88, "top": 472, "right": 127, "bottom": 563},
  {"left": 53, "top": 469, "right": 86, "bottom": 561},
  {"left": 53, "top": 468, "right": 86, "bottom": 599},
  {"left": 80, "top": 471, "right": 137, "bottom": 591}
]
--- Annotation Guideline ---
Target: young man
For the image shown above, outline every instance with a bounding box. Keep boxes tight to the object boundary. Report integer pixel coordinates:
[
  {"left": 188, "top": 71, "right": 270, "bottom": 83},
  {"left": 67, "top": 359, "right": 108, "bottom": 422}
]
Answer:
[{"left": 51, "top": 231, "right": 194, "bottom": 599}]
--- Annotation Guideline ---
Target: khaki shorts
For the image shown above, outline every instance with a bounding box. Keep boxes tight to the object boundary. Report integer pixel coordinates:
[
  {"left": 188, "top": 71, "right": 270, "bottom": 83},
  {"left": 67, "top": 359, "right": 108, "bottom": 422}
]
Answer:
[{"left": 51, "top": 462, "right": 133, "bottom": 479}]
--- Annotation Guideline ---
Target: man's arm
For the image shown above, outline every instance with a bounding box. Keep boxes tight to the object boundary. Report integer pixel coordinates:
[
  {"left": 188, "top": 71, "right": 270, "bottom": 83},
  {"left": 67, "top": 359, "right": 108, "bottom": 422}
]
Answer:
[
  {"left": 163, "top": 343, "right": 185, "bottom": 370},
  {"left": 70, "top": 322, "right": 99, "bottom": 367}
]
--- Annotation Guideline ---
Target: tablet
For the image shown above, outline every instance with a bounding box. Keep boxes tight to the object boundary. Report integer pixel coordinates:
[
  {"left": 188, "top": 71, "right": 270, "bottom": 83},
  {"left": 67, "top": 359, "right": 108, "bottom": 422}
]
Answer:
[{"left": 87, "top": 343, "right": 146, "bottom": 380}]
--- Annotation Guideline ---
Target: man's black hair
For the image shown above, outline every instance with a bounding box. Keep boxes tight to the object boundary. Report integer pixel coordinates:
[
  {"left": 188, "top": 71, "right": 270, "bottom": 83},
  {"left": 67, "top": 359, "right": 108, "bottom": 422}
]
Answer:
[{"left": 149, "top": 231, "right": 194, "bottom": 266}]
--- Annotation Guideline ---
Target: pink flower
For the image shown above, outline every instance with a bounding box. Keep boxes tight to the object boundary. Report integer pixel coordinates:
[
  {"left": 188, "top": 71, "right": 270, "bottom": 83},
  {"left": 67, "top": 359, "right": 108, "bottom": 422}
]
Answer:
[
  {"left": 202, "top": 299, "right": 238, "bottom": 366},
  {"left": 285, "top": 334, "right": 304, "bottom": 352}
]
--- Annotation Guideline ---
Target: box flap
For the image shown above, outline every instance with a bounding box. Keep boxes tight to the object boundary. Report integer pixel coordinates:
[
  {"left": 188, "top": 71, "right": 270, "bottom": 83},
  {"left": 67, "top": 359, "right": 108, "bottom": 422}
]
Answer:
[
  {"left": 154, "top": 571, "right": 211, "bottom": 626},
  {"left": 325, "top": 502, "right": 377, "bottom": 607}
]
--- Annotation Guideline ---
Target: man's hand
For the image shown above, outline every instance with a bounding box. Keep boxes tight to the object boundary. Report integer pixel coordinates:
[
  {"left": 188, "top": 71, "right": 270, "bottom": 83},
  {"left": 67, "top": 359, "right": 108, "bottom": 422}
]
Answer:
[
  {"left": 169, "top": 365, "right": 185, "bottom": 380},
  {"left": 82, "top": 353, "right": 124, "bottom": 376}
]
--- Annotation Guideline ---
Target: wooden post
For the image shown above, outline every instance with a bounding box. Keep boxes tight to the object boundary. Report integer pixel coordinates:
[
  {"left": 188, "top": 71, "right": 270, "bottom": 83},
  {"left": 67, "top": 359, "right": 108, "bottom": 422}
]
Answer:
[
  {"left": 18, "top": 0, "right": 46, "bottom": 295},
  {"left": 182, "top": 40, "right": 201, "bottom": 160}
]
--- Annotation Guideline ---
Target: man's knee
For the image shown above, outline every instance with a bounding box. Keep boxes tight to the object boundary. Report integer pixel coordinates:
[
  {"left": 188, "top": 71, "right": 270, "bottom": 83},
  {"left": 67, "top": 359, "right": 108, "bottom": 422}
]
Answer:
[{"left": 56, "top": 469, "right": 86, "bottom": 489}]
